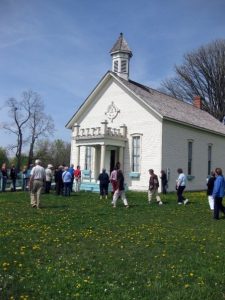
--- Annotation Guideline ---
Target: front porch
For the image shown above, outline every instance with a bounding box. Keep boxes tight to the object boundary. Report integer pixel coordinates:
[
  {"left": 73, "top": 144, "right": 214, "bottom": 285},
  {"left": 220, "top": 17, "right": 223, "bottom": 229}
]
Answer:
[{"left": 72, "top": 120, "right": 128, "bottom": 181}]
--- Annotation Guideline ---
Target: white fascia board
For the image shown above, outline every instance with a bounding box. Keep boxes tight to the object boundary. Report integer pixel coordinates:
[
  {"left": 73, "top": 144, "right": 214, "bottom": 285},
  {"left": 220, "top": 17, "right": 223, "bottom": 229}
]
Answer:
[{"left": 65, "top": 71, "right": 112, "bottom": 129}]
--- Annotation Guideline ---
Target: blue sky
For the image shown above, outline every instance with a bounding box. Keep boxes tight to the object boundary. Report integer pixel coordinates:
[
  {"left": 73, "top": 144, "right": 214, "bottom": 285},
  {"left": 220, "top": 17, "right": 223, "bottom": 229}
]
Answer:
[{"left": 0, "top": 0, "right": 225, "bottom": 152}]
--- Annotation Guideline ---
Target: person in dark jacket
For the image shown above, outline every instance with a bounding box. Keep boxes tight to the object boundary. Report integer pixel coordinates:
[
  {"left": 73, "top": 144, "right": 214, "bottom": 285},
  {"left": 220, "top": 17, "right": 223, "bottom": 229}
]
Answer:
[
  {"left": 98, "top": 168, "right": 110, "bottom": 199},
  {"left": 160, "top": 170, "right": 168, "bottom": 194},
  {"left": 207, "top": 171, "right": 216, "bottom": 210},
  {"left": 55, "top": 166, "right": 64, "bottom": 195},
  {"left": 148, "top": 169, "right": 163, "bottom": 205},
  {"left": 212, "top": 167, "right": 225, "bottom": 220},
  {"left": 10, "top": 165, "right": 17, "bottom": 192},
  {"left": 111, "top": 169, "right": 129, "bottom": 208}
]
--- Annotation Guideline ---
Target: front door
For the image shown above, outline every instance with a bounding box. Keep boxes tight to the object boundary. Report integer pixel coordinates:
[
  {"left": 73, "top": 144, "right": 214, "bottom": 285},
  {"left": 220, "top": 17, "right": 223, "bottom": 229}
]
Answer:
[{"left": 110, "top": 150, "right": 116, "bottom": 174}]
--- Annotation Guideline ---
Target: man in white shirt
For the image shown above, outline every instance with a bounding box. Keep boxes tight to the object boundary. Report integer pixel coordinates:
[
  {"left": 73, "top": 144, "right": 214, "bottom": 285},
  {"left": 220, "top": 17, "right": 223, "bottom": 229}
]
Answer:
[
  {"left": 176, "top": 168, "right": 189, "bottom": 205},
  {"left": 29, "top": 159, "right": 46, "bottom": 209},
  {"left": 45, "top": 164, "right": 53, "bottom": 194}
]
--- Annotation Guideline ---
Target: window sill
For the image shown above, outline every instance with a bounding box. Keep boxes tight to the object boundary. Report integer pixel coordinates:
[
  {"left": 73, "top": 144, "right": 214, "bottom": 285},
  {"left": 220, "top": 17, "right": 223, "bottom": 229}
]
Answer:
[{"left": 129, "top": 172, "right": 140, "bottom": 178}]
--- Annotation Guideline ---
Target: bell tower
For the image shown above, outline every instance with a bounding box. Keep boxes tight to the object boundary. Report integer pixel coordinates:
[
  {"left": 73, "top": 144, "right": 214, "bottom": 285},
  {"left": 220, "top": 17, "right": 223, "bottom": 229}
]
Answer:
[{"left": 110, "top": 33, "right": 132, "bottom": 80}]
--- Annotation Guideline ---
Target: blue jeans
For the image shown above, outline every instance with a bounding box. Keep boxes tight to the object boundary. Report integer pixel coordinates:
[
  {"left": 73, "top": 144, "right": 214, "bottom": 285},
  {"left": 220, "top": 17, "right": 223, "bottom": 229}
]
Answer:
[
  {"left": 64, "top": 182, "right": 71, "bottom": 196},
  {"left": 214, "top": 197, "right": 225, "bottom": 219},
  {"left": 177, "top": 186, "right": 185, "bottom": 203},
  {"left": 2, "top": 176, "right": 7, "bottom": 192}
]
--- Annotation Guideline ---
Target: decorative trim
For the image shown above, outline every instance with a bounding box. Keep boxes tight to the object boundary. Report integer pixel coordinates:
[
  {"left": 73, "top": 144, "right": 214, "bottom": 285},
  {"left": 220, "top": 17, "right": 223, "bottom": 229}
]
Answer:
[{"left": 105, "top": 102, "right": 120, "bottom": 122}]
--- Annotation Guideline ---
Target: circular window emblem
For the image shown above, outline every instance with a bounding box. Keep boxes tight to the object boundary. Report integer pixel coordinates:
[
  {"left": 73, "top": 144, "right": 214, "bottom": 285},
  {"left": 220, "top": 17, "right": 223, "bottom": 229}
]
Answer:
[{"left": 105, "top": 102, "right": 120, "bottom": 122}]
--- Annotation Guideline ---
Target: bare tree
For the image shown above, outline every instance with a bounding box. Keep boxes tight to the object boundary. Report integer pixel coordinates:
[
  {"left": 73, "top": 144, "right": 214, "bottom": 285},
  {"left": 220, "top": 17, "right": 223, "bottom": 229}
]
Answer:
[
  {"left": 161, "top": 39, "right": 225, "bottom": 121},
  {"left": 27, "top": 94, "right": 55, "bottom": 166},
  {"left": 2, "top": 90, "right": 55, "bottom": 170},
  {"left": 2, "top": 91, "right": 34, "bottom": 170}
]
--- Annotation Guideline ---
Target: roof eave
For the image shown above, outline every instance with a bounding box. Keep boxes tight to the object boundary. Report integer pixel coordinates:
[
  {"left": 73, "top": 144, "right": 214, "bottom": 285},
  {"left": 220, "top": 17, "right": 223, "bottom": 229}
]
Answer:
[
  {"left": 65, "top": 71, "right": 112, "bottom": 129},
  {"left": 163, "top": 116, "right": 225, "bottom": 137}
]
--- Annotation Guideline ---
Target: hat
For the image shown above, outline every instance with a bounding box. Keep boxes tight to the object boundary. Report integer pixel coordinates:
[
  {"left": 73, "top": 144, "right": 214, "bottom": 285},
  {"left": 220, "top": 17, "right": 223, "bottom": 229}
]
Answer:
[{"left": 48, "top": 164, "right": 53, "bottom": 169}]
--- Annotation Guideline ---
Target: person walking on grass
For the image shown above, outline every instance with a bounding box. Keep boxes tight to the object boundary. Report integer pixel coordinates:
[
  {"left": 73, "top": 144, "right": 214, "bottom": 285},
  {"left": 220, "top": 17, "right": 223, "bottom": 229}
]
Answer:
[
  {"left": 98, "top": 168, "right": 110, "bottom": 200},
  {"left": 176, "top": 168, "right": 188, "bottom": 205},
  {"left": 148, "top": 169, "right": 163, "bottom": 205},
  {"left": 29, "top": 159, "right": 46, "bottom": 209},
  {"left": 206, "top": 170, "right": 216, "bottom": 211},
  {"left": 212, "top": 167, "right": 225, "bottom": 220},
  {"left": 110, "top": 167, "right": 118, "bottom": 195},
  {"left": 112, "top": 169, "right": 129, "bottom": 208}
]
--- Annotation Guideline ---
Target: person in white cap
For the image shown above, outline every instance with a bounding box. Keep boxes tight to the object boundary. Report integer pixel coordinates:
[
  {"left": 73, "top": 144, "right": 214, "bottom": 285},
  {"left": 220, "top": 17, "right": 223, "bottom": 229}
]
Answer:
[
  {"left": 45, "top": 164, "right": 54, "bottom": 193},
  {"left": 29, "top": 159, "right": 46, "bottom": 209}
]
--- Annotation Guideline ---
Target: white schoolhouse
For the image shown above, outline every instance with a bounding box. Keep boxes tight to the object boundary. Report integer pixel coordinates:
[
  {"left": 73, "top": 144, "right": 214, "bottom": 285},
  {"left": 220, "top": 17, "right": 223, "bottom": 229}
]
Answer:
[{"left": 66, "top": 33, "right": 225, "bottom": 192}]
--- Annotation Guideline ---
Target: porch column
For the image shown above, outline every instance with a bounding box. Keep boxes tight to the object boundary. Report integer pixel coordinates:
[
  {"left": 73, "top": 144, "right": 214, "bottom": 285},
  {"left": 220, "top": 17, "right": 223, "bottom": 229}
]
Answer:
[
  {"left": 119, "top": 147, "right": 124, "bottom": 171},
  {"left": 73, "top": 124, "right": 80, "bottom": 137},
  {"left": 100, "top": 144, "right": 106, "bottom": 172},
  {"left": 75, "top": 146, "right": 80, "bottom": 167},
  {"left": 93, "top": 147, "right": 98, "bottom": 181}
]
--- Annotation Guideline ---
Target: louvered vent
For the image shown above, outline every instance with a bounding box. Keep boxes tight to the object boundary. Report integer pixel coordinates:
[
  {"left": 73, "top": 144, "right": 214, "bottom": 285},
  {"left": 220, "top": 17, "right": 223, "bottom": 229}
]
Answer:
[
  {"left": 114, "top": 60, "right": 118, "bottom": 72},
  {"left": 121, "top": 60, "right": 127, "bottom": 73}
]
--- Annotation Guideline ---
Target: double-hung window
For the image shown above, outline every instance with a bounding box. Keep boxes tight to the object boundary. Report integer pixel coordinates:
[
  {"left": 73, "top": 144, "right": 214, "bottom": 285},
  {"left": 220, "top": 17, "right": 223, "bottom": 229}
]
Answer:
[
  {"left": 132, "top": 136, "right": 140, "bottom": 172},
  {"left": 208, "top": 144, "right": 212, "bottom": 175},
  {"left": 188, "top": 141, "right": 193, "bottom": 175}
]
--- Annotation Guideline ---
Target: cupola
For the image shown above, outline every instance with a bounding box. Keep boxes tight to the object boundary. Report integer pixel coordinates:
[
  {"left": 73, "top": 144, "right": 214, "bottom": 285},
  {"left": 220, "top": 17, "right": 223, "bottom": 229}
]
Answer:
[{"left": 110, "top": 33, "right": 132, "bottom": 80}]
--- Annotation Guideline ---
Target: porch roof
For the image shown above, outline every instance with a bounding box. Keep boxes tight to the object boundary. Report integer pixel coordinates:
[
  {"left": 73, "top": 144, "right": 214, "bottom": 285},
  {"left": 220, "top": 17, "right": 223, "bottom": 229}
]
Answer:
[{"left": 73, "top": 134, "right": 127, "bottom": 147}]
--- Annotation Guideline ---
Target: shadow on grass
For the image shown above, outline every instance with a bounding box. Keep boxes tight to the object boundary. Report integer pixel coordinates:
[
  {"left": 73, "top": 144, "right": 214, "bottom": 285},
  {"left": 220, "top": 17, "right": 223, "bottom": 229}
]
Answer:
[{"left": 39, "top": 205, "right": 70, "bottom": 209}]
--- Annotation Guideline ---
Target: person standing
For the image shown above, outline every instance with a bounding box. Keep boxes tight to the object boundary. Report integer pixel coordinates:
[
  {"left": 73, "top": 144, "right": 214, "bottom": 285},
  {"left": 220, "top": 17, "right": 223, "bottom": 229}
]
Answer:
[
  {"left": 55, "top": 165, "right": 64, "bottom": 195},
  {"left": 206, "top": 171, "right": 216, "bottom": 211},
  {"left": 1, "top": 163, "right": 8, "bottom": 192},
  {"left": 160, "top": 170, "right": 168, "bottom": 194},
  {"left": 10, "top": 164, "right": 17, "bottom": 192},
  {"left": 45, "top": 164, "right": 53, "bottom": 193},
  {"left": 62, "top": 166, "right": 72, "bottom": 197},
  {"left": 29, "top": 159, "right": 46, "bottom": 209},
  {"left": 112, "top": 169, "right": 129, "bottom": 208},
  {"left": 98, "top": 168, "right": 110, "bottom": 199},
  {"left": 68, "top": 164, "right": 75, "bottom": 192},
  {"left": 74, "top": 165, "right": 81, "bottom": 192},
  {"left": 212, "top": 167, "right": 225, "bottom": 220},
  {"left": 148, "top": 169, "right": 163, "bottom": 205},
  {"left": 176, "top": 168, "right": 189, "bottom": 205},
  {"left": 22, "top": 166, "right": 29, "bottom": 191}
]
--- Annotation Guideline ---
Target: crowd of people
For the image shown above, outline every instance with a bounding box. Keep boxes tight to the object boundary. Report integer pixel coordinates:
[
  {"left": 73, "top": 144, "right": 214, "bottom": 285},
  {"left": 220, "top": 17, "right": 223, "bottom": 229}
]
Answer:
[{"left": 1, "top": 160, "right": 225, "bottom": 219}]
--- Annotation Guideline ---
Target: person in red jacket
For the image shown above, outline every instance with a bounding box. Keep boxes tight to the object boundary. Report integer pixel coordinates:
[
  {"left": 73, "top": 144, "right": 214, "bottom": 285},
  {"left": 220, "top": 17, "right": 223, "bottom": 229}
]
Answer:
[{"left": 74, "top": 165, "right": 81, "bottom": 192}]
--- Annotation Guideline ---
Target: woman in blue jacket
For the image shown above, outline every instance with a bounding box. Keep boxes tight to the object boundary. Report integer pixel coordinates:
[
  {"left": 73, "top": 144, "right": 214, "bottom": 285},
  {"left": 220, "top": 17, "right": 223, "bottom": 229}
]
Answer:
[{"left": 212, "top": 167, "right": 225, "bottom": 220}]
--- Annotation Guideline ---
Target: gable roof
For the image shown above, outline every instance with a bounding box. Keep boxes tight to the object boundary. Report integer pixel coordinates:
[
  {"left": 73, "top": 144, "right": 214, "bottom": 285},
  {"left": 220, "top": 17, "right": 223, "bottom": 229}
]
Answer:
[
  {"left": 66, "top": 71, "right": 225, "bottom": 136},
  {"left": 116, "top": 73, "right": 225, "bottom": 136}
]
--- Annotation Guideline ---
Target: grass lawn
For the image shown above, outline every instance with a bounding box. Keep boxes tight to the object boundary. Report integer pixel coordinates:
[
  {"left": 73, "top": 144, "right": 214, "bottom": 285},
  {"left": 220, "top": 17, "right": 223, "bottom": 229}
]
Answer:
[{"left": 0, "top": 190, "right": 225, "bottom": 300}]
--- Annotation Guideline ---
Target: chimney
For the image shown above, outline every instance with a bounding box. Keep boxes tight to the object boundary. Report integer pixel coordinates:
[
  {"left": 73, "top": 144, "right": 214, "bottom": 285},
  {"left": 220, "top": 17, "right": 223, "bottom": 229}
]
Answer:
[{"left": 193, "top": 95, "right": 203, "bottom": 109}]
